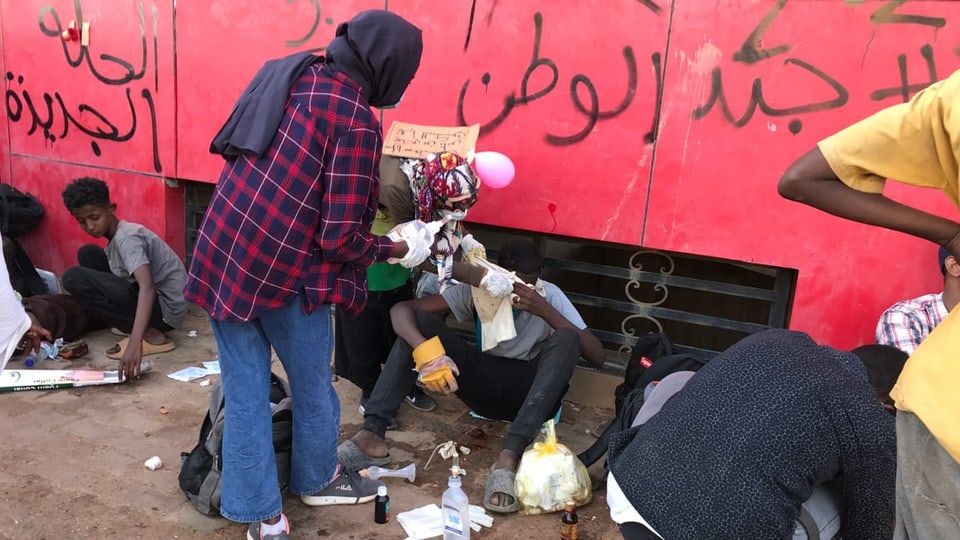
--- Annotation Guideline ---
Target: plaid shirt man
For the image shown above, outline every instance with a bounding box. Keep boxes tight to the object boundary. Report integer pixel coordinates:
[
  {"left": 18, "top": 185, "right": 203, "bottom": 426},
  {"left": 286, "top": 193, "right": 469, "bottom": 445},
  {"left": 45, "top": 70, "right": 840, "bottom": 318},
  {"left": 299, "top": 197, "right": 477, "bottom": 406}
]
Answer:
[
  {"left": 186, "top": 64, "right": 392, "bottom": 322},
  {"left": 875, "top": 292, "right": 948, "bottom": 355}
]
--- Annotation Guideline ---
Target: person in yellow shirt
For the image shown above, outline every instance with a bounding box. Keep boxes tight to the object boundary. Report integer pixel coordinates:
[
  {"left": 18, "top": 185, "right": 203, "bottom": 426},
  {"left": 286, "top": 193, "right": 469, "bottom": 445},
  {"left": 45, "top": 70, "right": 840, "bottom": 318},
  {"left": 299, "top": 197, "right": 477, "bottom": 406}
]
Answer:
[{"left": 778, "top": 69, "right": 960, "bottom": 539}]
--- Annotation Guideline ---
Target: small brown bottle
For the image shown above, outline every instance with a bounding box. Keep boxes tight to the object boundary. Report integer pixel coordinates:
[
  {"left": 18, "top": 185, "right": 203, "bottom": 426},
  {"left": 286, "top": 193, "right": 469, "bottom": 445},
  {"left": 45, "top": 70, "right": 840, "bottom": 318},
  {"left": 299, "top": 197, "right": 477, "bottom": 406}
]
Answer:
[
  {"left": 560, "top": 501, "right": 578, "bottom": 540},
  {"left": 374, "top": 485, "right": 390, "bottom": 524}
]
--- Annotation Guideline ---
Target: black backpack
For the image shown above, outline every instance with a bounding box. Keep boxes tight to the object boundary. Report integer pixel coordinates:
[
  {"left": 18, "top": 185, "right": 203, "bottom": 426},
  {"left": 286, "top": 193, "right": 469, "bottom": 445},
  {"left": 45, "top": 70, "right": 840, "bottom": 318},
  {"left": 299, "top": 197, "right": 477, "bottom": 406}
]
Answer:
[
  {"left": 4, "top": 236, "right": 48, "bottom": 297},
  {"left": 178, "top": 372, "right": 293, "bottom": 516},
  {"left": 0, "top": 183, "right": 44, "bottom": 238},
  {"left": 578, "top": 333, "right": 709, "bottom": 469}
]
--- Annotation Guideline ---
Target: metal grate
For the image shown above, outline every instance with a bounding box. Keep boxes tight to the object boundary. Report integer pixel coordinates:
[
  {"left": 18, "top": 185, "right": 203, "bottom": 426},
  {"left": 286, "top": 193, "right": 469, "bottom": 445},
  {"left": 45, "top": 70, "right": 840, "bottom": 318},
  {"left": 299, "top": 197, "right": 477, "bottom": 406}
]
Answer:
[
  {"left": 184, "top": 181, "right": 215, "bottom": 268},
  {"left": 465, "top": 224, "right": 797, "bottom": 376}
]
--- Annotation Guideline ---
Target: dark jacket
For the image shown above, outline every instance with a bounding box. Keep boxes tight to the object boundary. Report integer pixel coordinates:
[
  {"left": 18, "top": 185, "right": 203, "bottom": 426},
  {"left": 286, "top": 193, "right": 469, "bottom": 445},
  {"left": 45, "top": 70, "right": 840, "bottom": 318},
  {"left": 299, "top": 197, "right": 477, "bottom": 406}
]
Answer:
[
  {"left": 210, "top": 10, "right": 422, "bottom": 159},
  {"left": 209, "top": 52, "right": 321, "bottom": 157},
  {"left": 608, "top": 329, "right": 896, "bottom": 540}
]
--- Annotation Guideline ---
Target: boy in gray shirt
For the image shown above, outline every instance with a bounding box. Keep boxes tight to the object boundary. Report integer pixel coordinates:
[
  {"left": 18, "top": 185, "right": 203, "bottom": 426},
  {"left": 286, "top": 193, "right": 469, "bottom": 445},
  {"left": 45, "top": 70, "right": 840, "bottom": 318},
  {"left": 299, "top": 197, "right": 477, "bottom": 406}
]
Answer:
[{"left": 61, "top": 178, "right": 187, "bottom": 380}]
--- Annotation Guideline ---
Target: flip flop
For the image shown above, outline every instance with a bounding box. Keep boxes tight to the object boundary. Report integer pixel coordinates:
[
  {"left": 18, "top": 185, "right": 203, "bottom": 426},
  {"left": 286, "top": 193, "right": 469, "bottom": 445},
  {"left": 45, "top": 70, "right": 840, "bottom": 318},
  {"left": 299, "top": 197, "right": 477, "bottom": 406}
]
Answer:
[
  {"left": 106, "top": 337, "right": 176, "bottom": 360},
  {"left": 483, "top": 468, "right": 520, "bottom": 514},
  {"left": 59, "top": 340, "right": 89, "bottom": 360},
  {"left": 336, "top": 440, "right": 391, "bottom": 472}
]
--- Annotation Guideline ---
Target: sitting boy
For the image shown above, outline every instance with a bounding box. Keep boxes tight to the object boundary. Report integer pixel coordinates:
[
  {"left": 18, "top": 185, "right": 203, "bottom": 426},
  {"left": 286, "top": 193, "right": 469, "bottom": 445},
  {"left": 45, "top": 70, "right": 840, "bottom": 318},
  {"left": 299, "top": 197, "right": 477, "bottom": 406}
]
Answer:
[
  {"left": 60, "top": 177, "right": 187, "bottom": 380},
  {"left": 337, "top": 238, "right": 605, "bottom": 514}
]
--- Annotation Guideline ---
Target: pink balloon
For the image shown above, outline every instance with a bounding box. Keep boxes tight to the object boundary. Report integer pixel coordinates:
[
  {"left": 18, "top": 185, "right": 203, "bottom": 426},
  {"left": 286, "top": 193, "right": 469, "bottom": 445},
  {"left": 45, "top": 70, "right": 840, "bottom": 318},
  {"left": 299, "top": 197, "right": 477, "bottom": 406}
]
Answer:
[{"left": 473, "top": 151, "right": 515, "bottom": 189}]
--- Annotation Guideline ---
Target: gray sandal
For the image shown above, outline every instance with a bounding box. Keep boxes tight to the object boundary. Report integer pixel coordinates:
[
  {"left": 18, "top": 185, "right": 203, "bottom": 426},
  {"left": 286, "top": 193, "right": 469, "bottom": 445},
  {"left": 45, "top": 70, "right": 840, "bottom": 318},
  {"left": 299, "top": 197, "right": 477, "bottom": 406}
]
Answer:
[
  {"left": 336, "top": 440, "right": 391, "bottom": 472},
  {"left": 483, "top": 468, "right": 520, "bottom": 514}
]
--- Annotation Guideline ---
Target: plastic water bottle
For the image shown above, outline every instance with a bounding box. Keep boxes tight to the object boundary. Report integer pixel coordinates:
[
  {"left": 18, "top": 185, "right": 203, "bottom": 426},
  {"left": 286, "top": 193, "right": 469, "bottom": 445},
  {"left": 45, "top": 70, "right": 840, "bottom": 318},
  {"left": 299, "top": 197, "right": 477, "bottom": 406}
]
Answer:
[
  {"left": 25, "top": 339, "right": 62, "bottom": 368},
  {"left": 442, "top": 474, "right": 470, "bottom": 539}
]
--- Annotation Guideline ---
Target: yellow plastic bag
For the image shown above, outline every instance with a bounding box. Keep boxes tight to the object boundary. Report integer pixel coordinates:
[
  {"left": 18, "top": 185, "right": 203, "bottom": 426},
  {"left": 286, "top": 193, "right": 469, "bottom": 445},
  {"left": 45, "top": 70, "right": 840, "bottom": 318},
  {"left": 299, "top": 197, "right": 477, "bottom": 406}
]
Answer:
[{"left": 514, "top": 420, "right": 592, "bottom": 515}]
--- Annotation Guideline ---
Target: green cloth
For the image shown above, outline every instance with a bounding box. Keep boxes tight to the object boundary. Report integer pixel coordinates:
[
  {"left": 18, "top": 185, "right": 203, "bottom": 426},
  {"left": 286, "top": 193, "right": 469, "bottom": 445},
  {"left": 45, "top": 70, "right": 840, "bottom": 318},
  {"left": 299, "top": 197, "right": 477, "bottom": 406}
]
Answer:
[{"left": 368, "top": 208, "right": 411, "bottom": 292}]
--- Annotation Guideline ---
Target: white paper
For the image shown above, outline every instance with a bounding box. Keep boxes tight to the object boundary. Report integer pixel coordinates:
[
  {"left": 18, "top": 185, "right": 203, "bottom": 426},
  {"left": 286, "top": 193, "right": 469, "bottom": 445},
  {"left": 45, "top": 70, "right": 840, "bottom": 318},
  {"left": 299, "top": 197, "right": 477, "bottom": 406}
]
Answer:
[
  {"left": 167, "top": 366, "right": 211, "bottom": 382},
  {"left": 396, "top": 504, "right": 443, "bottom": 539},
  {"left": 395, "top": 503, "right": 493, "bottom": 539},
  {"left": 202, "top": 361, "right": 221, "bottom": 374}
]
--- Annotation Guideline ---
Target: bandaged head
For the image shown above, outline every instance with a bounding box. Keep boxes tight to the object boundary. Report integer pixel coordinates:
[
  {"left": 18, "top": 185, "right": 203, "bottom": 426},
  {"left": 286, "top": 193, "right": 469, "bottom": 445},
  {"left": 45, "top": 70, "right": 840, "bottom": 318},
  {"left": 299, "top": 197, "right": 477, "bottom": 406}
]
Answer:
[{"left": 413, "top": 151, "right": 481, "bottom": 222}]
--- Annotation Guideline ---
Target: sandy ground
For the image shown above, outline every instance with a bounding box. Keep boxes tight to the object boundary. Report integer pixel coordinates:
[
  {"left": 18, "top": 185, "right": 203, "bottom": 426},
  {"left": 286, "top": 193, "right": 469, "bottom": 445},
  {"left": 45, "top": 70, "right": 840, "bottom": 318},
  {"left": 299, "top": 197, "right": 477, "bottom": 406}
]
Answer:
[{"left": 0, "top": 310, "right": 620, "bottom": 540}]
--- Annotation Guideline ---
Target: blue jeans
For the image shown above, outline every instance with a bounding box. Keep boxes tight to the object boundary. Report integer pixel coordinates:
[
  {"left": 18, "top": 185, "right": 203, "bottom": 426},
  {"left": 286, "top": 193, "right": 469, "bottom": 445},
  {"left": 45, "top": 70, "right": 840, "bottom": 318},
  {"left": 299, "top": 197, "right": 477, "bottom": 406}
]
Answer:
[{"left": 209, "top": 294, "right": 339, "bottom": 523}]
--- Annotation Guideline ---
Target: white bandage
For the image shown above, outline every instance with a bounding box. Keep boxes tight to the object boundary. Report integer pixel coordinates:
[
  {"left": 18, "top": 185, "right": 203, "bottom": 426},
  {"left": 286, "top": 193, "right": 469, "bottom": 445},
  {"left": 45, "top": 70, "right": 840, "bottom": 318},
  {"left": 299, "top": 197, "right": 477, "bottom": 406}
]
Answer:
[
  {"left": 460, "top": 234, "right": 487, "bottom": 264},
  {"left": 387, "top": 220, "right": 438, "bottom": 268},
  {"left": 480, "top": 270, "right": 514, "bottom": 298}
]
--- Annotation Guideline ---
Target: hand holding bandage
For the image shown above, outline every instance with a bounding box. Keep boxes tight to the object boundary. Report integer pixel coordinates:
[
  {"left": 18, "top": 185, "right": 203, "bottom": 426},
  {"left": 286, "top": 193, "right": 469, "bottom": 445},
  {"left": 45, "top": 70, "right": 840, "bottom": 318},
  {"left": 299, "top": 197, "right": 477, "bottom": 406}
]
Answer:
[
  {"left": 480, "top": 270, "right": 514, "bottom": 298},
  {"left": 386, "top": 219, "right": 438, "bottom": 268},
  {"left": 460, "top": 234, "right": 516, "bottom": 298},
  {"left": 412, "top": 336, "right": 460, "bottom": 394},
  {"left": 460, "top": 234, "right": 487, "bottom": 264}
]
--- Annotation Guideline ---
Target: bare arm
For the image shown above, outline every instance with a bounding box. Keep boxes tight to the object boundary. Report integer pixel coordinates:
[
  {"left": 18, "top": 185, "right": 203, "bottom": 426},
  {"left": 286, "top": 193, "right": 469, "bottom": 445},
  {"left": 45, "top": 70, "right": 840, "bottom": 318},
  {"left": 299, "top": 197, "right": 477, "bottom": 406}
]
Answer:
[
  {"left": 390, "top": 294, "right": 453, "bottom": 350},
  {"left": 512, "top": 283, "right": 606, "bottom": 368},
  {"left": 414, "top": 259, "right": 487, "bottom": 287},
  {"left": 779, "top": 147, "right": 960, "bottom": 253},
  {"left": 121, "top": 264, "right": 156, "bottom": 380}
]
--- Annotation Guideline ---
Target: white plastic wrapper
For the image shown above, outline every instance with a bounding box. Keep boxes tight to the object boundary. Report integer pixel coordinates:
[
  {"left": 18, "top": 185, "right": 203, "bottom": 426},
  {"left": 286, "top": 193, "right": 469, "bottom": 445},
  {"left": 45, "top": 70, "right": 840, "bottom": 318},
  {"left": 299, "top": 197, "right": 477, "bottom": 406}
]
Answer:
[{"left": 514, "top": 420, "right": 592, "bottom": 515}]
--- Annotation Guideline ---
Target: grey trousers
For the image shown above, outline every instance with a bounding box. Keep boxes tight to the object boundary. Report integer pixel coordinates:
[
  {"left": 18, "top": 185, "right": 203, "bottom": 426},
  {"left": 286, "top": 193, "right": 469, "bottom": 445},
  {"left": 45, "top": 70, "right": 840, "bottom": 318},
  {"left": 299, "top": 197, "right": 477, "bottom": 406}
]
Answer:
[{"left": 894, "top": 411, "right": 960, "bottom": 539}]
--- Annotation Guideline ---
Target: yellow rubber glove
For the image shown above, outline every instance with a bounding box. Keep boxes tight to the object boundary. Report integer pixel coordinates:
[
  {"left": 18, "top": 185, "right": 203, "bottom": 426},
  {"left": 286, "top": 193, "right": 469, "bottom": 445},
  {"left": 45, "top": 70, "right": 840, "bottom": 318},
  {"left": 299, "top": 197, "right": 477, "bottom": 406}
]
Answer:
[
  {"left": 412, "top": 337, "right": 460, "bottom": 394},
  {"left": 418, "top": 357, "right": 460, "bottom": 394}
]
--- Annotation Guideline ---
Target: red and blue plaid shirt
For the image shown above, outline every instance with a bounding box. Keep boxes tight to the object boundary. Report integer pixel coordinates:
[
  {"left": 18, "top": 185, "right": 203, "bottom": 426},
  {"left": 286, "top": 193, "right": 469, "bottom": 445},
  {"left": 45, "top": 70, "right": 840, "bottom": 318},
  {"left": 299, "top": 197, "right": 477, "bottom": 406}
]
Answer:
[
  {"left": 186, "top": 64, "right": 392, "bottom": 322},
  {"left": 875, "top": 292, "right": 948, "bottom": 355}
]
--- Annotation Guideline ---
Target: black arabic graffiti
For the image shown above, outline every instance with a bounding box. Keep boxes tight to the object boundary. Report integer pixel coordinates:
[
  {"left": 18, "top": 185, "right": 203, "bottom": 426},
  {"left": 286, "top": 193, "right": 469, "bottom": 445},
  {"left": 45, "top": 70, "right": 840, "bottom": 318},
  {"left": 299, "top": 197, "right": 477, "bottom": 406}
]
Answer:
[
  {"left": 8, "top": 0, "right": 163, "bottom": 172},
  {"left": 870, "top": 44, "right": 938, "bottom": 102},
  {"left": 870, "top": 0, "right": 946, "bottom": 28},
  {"left": 638, "top": 0, "right": 662, "bottom": 15},
  {"left": 644, "top": 52, "right": 663, "bottom": 144},
  {"left": 38, "top": 0, "right": 149, "bottom": 86},
  {"left": 731, "top": 0, "right": 789, "bottom": 65},
  {"left": 464, "top": 0, "right": 479, "bottom": 51},
  {"left": 456, "top": 12, "right": 650, "bottom": 146},
  {"left": 691, "top": 0, "right": 949, "bottom": 134},
  {"left": 692, "top": 60, "right": 849, "bottom": 135},
  {"left": 284, "top": 0, "right": 333, "bottom": 55},
  {"left": 6, "top": 75, "right": 143, "bottom": 151}
]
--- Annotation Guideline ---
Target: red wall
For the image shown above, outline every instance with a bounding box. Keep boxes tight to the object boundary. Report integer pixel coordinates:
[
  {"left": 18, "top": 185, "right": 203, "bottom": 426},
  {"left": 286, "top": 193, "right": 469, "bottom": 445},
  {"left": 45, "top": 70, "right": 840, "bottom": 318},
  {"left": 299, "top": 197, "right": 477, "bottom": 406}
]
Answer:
[{"left": 3, "top": 0, "right": 960, "bottom": 350}]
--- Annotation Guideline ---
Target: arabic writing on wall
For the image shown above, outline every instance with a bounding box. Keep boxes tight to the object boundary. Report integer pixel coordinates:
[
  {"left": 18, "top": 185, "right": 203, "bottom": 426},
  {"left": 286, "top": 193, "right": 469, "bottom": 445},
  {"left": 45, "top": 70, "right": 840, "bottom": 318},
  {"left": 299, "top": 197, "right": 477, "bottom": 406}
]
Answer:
[
  {"left": 454, "top": 0, "right": 958, "bottom": 145},
  {"left": 4, "top": 0, "right": 959, "bottom": 178},
  {"left": 692, "top": 0, "right": 949, "bottom": 135},
  {"left": 4, "top": 0, "right": 163, "bottom": 173}
]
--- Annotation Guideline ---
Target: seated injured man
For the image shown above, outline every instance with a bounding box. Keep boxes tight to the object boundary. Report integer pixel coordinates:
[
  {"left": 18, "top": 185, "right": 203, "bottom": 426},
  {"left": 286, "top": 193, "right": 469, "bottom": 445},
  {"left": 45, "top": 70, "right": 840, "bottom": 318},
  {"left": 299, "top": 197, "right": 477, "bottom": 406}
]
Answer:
[{"left": 337, "top": 238, "right": 605, "bottom": 514}]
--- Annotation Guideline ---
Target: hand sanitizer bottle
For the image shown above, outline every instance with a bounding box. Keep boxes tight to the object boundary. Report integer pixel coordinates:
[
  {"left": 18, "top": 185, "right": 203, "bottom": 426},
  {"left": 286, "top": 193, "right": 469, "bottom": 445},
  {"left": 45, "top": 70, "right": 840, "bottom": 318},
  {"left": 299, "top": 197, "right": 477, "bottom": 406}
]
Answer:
[{"left": 442, "top": 472, "right": 470, "bottom": 539}]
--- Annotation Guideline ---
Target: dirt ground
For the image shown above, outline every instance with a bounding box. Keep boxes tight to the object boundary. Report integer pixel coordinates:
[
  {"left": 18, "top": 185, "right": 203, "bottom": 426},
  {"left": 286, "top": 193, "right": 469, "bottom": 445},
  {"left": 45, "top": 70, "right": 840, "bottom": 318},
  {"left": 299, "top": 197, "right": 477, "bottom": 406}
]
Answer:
[{"left": 0, "top": 310, "right": 621, "bottom": 540}]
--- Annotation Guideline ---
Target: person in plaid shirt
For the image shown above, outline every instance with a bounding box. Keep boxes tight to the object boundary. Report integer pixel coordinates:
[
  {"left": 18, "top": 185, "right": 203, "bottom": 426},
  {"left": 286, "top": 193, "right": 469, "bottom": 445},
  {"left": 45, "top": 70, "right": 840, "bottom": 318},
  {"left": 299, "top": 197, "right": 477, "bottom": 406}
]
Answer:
[
  {"left": 185, "top": 10, "right": 427, "bottom": 540},
  {"left": 876, "top": 246, "right": 960, "bottom": 355}
]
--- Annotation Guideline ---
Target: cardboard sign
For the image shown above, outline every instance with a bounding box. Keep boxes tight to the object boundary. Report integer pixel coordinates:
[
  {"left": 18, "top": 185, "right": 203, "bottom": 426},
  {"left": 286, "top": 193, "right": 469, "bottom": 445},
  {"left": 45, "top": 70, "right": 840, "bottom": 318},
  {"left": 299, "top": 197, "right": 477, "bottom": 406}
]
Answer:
[{"left": 383, "top": 121, "right": 480, "bottom": 159}]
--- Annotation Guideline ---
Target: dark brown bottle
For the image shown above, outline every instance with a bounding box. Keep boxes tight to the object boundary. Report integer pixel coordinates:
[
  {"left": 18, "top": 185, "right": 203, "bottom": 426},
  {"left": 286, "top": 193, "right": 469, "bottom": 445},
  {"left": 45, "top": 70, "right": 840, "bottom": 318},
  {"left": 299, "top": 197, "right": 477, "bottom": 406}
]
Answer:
[
  {"left": 560, "top": 501, "right": 578, "bottom": 540},
  {"left": 374, "top": 485, "right": 390, "bottom": 524}
]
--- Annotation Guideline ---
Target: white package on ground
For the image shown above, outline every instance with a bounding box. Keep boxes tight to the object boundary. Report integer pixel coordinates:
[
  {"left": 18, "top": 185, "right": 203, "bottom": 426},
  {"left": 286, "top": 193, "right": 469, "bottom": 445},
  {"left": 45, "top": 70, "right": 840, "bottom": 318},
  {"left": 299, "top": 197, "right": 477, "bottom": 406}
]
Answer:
[{"left": 396, "top": 503, "right": 494, "bottom": 539}]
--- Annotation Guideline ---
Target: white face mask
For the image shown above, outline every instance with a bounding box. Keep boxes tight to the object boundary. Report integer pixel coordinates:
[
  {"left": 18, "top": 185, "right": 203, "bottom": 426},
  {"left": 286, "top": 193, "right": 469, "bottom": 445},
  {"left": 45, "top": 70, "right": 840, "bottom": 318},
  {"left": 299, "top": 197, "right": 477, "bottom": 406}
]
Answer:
[
  {"left": 439, "top": 209, "right": 468, "bottom": 221},
  {"left": 380, "top": 92, "right": 405, "bottom": 110}
]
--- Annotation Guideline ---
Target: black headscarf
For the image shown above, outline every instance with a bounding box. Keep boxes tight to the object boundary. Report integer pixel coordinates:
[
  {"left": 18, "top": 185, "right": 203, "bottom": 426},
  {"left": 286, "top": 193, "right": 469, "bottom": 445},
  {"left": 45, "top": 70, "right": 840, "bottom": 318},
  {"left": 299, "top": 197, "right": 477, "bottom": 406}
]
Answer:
[{"left": 325, "top": 10, "right": 423, "bottom": 108}]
